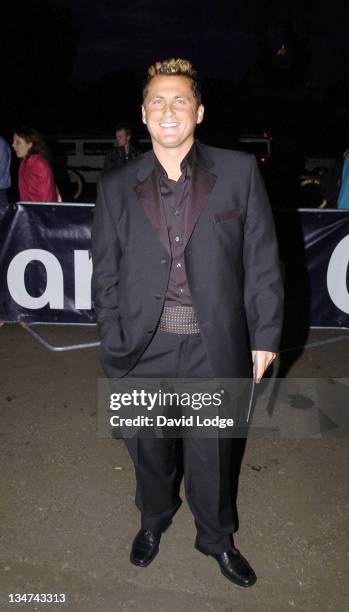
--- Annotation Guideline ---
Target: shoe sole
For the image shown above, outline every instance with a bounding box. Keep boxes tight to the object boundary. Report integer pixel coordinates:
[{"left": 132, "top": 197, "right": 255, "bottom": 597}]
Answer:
[{"left": 194, "top": 541, "right": 257, "bottom": 588}]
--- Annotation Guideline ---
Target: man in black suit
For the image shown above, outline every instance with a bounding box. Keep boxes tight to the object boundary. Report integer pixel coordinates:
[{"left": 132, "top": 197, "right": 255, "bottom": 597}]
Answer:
[
  {"left": 103, "top": 125, "right": 141, "bottom": 171},
  {"left": 91, "top": 58, "right": 283, "bottom": 588}
]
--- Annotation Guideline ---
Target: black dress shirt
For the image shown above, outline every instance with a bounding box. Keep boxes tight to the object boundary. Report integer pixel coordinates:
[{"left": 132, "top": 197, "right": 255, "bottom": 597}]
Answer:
[{"left": 154, "top": 148, "right": 194, "bottom": 306}]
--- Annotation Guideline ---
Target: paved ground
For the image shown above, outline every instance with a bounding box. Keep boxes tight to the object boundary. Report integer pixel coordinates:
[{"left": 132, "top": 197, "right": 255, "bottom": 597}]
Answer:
[{"left": 0, "top": 324, "right": 348, "bottom": 612}]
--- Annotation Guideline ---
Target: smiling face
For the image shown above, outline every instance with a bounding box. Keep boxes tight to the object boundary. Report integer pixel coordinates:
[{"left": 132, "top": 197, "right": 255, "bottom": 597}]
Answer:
[
  {"left": 12, "top": 134, "right": 33, "bottom": 159},
  {"left": 142, "top": 75, "right": 204, "bottom": 156}
]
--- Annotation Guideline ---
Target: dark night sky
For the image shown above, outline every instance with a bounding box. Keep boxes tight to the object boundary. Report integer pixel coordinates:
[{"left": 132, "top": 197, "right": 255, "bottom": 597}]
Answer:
[
  {"left": 2, "top": 0, "right": 349, "bottom": 136},
  {"left": 70, "top": 0, "right": 258, "bottom": 83},
  {"left": 68, "top": 0, "right": 349, "bottom": 86}
]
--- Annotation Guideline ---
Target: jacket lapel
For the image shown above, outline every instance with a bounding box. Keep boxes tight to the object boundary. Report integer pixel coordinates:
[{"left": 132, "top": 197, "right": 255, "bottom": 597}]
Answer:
[
  {"left": 186, "top": 157, "right": 217, "bottom": 242},
  {"left": 134, "top": 152, "right": 170, "bottom": 254}
]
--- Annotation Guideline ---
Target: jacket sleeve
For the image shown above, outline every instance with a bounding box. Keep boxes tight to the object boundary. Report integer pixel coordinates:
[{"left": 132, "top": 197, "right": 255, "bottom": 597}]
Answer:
[
  {"left": 242, "top": 156, "right": 284, "bottom": 352},
  {"left": 0, "top": 138, "right": 11, "bottom": 188},
  {"left": 103, "top": 150, "right": 113, "bottom": 171},
  {"left": 28, "top": 156, "right": 57, "bottom": 202},
  {"left": 91, "top": 179, "right": 122, "bottom": 339}
]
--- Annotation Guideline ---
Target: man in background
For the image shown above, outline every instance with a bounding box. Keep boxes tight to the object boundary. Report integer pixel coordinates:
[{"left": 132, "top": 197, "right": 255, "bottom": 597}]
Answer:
[
  {"left": 0, "top": 135, "right": 11, "bottom": 208},
  {"left": 103, "top": 124, "right": 141, "bottom": 171}
]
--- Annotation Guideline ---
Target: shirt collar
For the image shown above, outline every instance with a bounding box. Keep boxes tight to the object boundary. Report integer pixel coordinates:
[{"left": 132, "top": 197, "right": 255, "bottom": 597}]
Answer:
[{"left": 154, "top": 143, "right": 195, "bottom": 182}]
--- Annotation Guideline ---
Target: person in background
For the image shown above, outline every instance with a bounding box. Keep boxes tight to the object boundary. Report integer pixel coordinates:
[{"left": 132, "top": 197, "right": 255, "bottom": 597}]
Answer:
[
  {"left": 0, "top": 135, "right": 11, "bottom": 208},
  {"left": 12, "top": 127, "right": 61, "bottom": 202},
  {"left": 320, "top": 149, "right": 349, "bottom": 209},
  {"left": 103, "top": 124, "right": 141, "bottom": 171},
  {"left": 336, "top": 149, "right": 349, "bottom": 209}
]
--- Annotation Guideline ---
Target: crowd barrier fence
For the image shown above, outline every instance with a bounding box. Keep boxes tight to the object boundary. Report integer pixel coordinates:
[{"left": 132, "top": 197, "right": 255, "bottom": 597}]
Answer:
[{"left": 0, "top": 202, "right": 348, "bottom": 352}]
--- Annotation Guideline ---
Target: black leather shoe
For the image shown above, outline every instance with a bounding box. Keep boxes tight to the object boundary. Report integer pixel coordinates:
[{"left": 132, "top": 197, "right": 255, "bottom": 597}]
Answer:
[
  {"left": 130, "top": 529, "right": 162, "bottom": 567},
  {"left": 195, "top": 539, "right": 257, "bottom": 587}
]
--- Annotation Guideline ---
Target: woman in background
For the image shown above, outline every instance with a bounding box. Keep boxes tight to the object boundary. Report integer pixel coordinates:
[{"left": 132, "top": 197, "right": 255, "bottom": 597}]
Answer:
[{"left": 12, "top": 127, "right": 61, "bottom": 202}]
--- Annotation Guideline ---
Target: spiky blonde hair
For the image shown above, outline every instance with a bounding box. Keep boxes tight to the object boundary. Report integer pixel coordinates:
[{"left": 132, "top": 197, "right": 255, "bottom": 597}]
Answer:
[{"left": 143, "top": 58, "right": 202, "bottom": 106}]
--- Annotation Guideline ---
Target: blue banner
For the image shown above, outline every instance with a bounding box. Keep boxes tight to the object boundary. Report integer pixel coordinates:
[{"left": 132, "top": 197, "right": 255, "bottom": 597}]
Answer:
[
  {"left": 0, "top": 203, "right": 95, "bottom": 324},
  {"left": 0, "top": 204, "right": 348, "bottom": 329}
]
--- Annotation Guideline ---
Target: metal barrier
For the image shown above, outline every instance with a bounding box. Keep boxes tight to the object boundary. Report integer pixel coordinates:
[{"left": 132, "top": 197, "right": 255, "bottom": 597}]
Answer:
[
  {"left": 1, "top": 202, "right": 96, "bottom": 351},
  {"left": 19, "top": 321, "right": 100, "bottom": 352}
]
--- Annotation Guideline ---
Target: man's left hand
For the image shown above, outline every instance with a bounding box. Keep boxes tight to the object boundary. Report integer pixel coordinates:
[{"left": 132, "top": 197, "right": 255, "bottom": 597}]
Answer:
[{"left": 251, "top": 350, "right": 277, "bottom": 383}]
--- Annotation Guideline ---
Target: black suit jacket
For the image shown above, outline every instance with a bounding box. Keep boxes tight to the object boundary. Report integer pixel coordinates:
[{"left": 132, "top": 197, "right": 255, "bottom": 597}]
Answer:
[
  {"left": 91, "top": 142, "right": 283, "bottom": 378},
  {"left": 103, "top": 143, "right": 142, "bottom": 171}
]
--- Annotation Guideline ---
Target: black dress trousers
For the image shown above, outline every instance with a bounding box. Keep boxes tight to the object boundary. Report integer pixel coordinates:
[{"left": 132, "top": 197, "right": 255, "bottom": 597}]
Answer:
[{"left": 124, "top": 328, "right": 237, "bottom": 554}]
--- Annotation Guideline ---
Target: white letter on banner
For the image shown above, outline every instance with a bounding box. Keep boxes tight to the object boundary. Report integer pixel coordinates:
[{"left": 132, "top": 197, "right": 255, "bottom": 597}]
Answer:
[
  {"left": 326, "top": 235, "right": 349, "bottom": 314},
  {"left": 7, "top": 249, "right": 64, "bottom": 309},
  {"left": 74, "top": 250, "right": 92, "bottom": 309}
]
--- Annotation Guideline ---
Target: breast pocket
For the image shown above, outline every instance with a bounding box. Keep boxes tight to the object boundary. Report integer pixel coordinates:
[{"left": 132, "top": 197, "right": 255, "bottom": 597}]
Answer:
[
  {"left": 212, "top": 207, "right": 243, "bottom": 254},
  {"left": 213, "top": 208, "right": 242, "bottom": 224}
]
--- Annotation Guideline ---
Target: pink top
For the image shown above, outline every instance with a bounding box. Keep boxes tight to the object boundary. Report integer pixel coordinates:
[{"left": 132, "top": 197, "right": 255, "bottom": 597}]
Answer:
[{"left": 18, "top": 153, "right": 60, "bottom": 202}]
